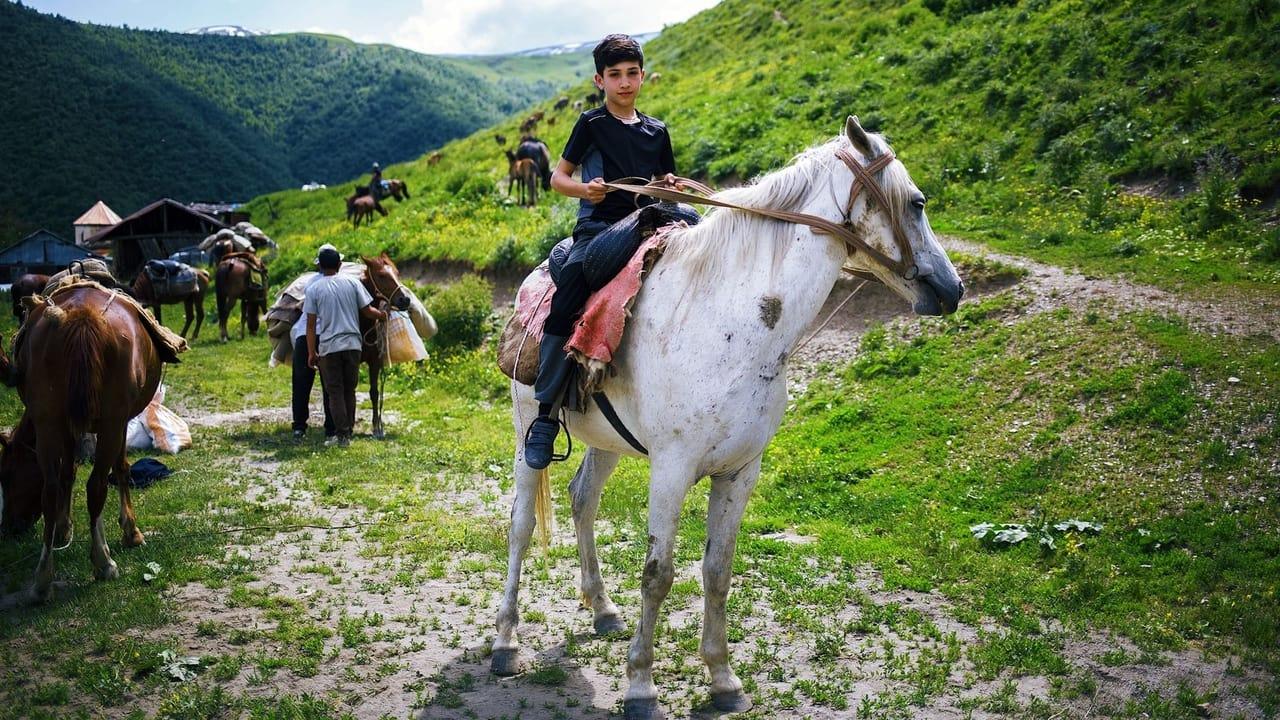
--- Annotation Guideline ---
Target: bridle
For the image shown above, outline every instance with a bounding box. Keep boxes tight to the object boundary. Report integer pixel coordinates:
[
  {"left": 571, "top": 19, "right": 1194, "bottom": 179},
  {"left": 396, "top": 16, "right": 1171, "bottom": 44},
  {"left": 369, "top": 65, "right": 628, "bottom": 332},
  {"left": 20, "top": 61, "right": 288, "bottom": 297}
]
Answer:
[
  {"left": 366, "top": 265, "right": 411, "bottom": 310},
  {"left": 602, "top": 146, "right": 920, "bottom": 283}
]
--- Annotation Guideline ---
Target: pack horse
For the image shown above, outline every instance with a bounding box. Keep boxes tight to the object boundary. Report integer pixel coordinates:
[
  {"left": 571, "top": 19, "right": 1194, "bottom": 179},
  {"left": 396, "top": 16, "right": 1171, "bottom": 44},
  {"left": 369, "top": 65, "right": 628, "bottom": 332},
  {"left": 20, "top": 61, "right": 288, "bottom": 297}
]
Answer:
[{"left": 492, "top": 116, "right": 963, "bottom": 718}]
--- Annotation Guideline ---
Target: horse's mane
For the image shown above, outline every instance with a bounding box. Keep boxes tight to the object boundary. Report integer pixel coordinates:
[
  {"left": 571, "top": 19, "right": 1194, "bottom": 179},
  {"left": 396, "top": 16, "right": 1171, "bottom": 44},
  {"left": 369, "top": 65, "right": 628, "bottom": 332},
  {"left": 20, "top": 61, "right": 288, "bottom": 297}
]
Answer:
[{"left": 661, "top": 131, "right": 915, "bottom": 287}]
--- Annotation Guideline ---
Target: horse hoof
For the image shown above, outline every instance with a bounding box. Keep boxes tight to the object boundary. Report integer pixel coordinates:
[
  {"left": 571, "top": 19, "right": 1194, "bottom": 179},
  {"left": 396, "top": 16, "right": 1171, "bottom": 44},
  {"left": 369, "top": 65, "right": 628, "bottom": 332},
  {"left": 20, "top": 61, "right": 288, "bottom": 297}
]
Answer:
[
  {"left": 122, "top": 530, "right": 146, "bottom": 548},
  {"left": 594, "top": 613, "right": 627, "bottom": 636},
  {"left": 711, "top": 689, "right": 753, "bottom": 713},
  {"left": 94, "top": 561, "right": 119, "bottom": 581},
  {"left": 490, "top": 647, "right": 520, "bottom": 676},
  {"left": 372, "top": 428, "right": 385, "bottom": 441},
  {"left": 623, "top": 698, "right": 665, "bottom": 720}
]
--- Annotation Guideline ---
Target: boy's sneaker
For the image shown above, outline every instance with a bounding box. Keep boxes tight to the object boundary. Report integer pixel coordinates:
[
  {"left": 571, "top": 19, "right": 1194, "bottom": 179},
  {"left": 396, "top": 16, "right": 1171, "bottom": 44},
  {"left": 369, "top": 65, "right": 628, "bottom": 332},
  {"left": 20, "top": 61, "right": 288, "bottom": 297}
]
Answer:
[
  {"left": 324, "top": 436, "right": 341, "bottom": 447},
  {"left": 338, "top": 436, "right": 351, "bottom": 448},
  {"left": 292, "top": 429, "right": 305, "bottom": 440},
  {"left": 524, "top": 416, "right": 560, "bottom": 469}
]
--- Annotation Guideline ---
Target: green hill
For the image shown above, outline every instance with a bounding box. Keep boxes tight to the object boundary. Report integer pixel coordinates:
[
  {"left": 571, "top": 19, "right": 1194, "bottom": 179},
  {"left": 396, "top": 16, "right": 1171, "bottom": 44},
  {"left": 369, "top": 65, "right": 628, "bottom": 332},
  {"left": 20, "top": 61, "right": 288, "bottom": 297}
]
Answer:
[
  {"left": 245, "top": 0, "right": 1279, "bottom": 291},
  {"left": 0, "top": 1, "right": 589, "bottom": 239}
]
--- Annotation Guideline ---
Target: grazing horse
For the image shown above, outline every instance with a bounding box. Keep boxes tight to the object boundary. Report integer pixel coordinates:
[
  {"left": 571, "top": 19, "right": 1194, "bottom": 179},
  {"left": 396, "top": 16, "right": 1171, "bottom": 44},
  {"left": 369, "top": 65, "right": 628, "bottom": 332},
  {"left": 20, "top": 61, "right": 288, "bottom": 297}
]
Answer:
[
  {"left": 131, "top": 265, "right": 209, "bottom": 339},
  {"left": 10, "top": 273, "right": 49, "bottom": 321},
  {"left": 215, "top": 252, "right": 268, "bottom": 342},
  {"left": 0, "top": 285, "right": 161, "bottom": 602},
  {"left": 504, "top": 152, "right": 538, "bottom": 207},
  {"left": 356, "top": 253, "right": 414, "bottom": 439},
  {"left": 346, "top": 194, "right": 387, "bottom": 227},
  {"left": 492, "top": 116, "right": 964, "bottom": 717},
  {"left": 516, "top": 138, "right": 552, "bottom": 190}
]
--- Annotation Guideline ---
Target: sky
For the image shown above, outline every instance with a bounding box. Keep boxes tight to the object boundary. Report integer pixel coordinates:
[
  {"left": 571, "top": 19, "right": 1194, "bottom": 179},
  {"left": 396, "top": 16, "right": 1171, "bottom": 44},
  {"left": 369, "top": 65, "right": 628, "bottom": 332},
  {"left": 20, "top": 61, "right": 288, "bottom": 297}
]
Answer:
[{"left": 19, "top": 0, "right": 722, "bottom": 54}]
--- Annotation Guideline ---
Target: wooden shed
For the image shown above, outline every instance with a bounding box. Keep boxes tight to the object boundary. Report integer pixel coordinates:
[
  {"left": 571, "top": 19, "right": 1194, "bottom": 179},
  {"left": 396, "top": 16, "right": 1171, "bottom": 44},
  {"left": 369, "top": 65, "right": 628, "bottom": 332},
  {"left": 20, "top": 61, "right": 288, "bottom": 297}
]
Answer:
[
  {"left": 0, "top": 229, "right": 95, "bottom": 284},
  {"left": 83, "top": 198, "right": 225, "bottom": 280}
]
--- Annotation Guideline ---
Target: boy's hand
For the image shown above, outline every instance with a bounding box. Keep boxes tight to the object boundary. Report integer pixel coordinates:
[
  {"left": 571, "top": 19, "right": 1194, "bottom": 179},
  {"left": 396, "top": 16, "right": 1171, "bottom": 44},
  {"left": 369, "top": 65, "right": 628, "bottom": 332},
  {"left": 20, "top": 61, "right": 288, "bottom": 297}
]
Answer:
[
  {"left": 583, "top": 178, "right": 607, "bottom": 204},
  {"left": 663, "top": 173, "right": 686, "bottom": 192}
]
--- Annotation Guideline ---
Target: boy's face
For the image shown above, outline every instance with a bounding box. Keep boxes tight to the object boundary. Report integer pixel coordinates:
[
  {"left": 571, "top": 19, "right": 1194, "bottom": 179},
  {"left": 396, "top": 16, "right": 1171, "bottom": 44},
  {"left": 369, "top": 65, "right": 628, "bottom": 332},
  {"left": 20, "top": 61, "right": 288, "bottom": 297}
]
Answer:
[{"left": 595, "top": 61, "right": 644, "bottom": 109}]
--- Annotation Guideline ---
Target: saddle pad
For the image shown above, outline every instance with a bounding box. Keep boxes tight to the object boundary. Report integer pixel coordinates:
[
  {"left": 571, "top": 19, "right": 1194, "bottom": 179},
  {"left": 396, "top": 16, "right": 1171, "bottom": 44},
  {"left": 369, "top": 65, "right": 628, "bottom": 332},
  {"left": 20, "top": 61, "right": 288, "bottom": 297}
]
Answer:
[{"left": 499, "top": 231, "right": 669, "bottom": 395}]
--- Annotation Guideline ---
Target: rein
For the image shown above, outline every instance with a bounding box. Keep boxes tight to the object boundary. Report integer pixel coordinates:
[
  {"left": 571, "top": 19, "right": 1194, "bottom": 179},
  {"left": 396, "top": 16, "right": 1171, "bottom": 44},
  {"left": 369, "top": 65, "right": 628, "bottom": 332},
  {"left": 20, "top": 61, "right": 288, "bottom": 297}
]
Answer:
[{"left": 602, "top": 149, "right": 919, "bottom": 282}]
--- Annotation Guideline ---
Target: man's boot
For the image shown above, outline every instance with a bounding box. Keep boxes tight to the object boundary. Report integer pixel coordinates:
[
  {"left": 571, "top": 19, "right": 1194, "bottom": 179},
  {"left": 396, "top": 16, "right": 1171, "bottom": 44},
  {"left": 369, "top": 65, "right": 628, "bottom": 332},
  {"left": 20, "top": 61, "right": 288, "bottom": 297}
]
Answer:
[{"left": 525, "top": 334, "right": 573, "bottom": 469}]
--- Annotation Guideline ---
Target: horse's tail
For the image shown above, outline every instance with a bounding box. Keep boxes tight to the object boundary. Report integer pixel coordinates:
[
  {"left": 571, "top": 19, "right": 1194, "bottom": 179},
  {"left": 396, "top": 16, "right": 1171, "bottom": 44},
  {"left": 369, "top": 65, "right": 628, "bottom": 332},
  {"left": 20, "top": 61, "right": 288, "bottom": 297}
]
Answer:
[
  {"left": 61, "top": 306, "right": 108, "bottom": 432},
  {"left": 533, "top": 466, "right": 553, "bottom": 549}
]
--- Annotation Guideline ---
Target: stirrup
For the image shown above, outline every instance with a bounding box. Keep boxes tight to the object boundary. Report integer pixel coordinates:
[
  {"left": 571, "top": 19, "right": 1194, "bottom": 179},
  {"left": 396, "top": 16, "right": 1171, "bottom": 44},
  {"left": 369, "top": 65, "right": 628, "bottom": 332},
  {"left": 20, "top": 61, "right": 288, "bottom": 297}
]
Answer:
[{"left": 523, "top": 414, "right": 572, "bottom": 469}]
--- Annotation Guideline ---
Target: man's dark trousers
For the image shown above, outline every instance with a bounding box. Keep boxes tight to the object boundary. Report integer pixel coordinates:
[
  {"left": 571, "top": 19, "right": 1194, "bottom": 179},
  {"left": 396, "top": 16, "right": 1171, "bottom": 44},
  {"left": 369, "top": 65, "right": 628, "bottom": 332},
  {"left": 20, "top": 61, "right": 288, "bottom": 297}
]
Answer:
[
  {"left": 317, "top": 349, "right": 361, "bottom": 439},
  {"left": 292, "top": 336, "right": 334, "bottom": 436}
]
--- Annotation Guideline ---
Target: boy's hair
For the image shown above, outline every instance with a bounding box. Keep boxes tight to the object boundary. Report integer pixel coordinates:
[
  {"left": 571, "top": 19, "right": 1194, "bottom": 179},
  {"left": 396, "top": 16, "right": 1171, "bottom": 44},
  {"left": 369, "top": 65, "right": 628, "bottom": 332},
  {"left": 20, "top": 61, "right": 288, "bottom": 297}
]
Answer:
[{"left": 593, "top": 34, "right": 643, "bottom": 74}]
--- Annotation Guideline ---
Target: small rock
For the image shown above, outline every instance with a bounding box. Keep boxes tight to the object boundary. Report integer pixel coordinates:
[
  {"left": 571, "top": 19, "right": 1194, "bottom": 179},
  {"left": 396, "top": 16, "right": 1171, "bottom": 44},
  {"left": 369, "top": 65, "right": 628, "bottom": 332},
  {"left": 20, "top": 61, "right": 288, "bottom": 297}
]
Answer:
[{"left": 1227, "top": 376, "right": 1240, "bottom": 384}]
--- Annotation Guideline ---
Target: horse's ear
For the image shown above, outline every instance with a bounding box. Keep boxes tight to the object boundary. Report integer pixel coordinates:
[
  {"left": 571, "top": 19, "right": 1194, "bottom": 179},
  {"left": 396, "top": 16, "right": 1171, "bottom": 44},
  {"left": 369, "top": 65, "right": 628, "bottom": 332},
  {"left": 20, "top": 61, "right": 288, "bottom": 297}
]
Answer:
[{"left": 845, "top": 115, "right": 873, "bottom": 156}]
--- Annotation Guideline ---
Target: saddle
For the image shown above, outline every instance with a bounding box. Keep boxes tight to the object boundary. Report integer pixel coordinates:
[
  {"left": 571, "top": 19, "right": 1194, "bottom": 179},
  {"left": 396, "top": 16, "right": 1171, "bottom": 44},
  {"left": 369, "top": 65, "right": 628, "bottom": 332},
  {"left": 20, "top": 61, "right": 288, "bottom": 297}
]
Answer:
[
  {"left": 14, "top": 278, "right": 188, "bottom": 366},
  {"left": 144, "top": 259, "right": 199, "bottom": 298},
  {"left": 498, "top": 202, "right": 701, "bottom": 404},
  {"left": 222, "top": 252, "right": 268, "bottom": 291},
  {"left": 44, "top": 258, "right": 125, "bottom": 295}
]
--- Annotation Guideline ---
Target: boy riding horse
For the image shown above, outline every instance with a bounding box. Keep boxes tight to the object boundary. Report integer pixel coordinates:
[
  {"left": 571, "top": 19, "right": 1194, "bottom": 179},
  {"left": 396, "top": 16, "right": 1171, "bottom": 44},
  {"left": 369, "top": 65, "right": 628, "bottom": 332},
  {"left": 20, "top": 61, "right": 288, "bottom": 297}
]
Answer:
[{"left": 524, "top": 34, "right": 685, "bottom": 469}]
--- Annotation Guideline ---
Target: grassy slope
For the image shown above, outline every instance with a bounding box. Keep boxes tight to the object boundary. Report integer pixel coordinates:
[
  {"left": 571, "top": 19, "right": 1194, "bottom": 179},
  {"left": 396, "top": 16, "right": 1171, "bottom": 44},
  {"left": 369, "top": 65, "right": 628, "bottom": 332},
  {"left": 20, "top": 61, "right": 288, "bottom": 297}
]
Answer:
[{"left": 247, "top": 0, "right": 1279, "bottom": 293}]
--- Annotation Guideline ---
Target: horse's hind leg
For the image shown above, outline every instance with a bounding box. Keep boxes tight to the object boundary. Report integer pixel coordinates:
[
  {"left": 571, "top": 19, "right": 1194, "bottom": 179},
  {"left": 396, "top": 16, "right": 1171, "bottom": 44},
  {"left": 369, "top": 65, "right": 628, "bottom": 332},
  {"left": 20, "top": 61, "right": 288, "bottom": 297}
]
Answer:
[
  {"left": 701, "top": 455, "right": 762, "bottom": 713},
  {"left": 492, "top": 450, "right": 547, "bottom": 677},
  {"left": 238, "top": 297, "right": 247, "bottom": 340},
  {"left": 86, "top": 423, "right": 127, "bottom": 581},
  {"left": 179, "top": 299, "right": 194, "bottom": 338},
  {"left": 569, "top": 447, "right": 625, "bottom": 634},
  {"left": 31, "top": 429, "right": 73, "bottom": 602},
  {"left": 217, "top": 291, "right": 230, "bottom": 342},
  {"left": 112, "top": 449, "right": 144, "bottom": 548},
  {"left": 193, "top": 294, "right": 204, "bottom": 339}
]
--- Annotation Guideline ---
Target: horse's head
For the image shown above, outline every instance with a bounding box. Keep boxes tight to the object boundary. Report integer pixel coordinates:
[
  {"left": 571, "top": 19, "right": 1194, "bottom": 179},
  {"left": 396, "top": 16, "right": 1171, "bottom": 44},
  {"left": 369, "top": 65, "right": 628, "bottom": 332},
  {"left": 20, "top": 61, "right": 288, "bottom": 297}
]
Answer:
[
  {"left": 0, "top": 415, "right": 42, "bottom": 537},
  {"left": 362, "top": 252, "right": 412, "bottom": 311},
  {"left": 835, "top": 116, "right": 963, "bottom": 315}
]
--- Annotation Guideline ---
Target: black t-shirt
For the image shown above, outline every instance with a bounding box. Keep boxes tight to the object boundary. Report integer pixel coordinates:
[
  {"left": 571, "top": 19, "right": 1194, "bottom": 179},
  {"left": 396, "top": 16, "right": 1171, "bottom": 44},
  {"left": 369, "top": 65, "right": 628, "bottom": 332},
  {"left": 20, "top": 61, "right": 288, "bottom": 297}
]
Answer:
[{"left": 561, "top": 107, "right": 677, "bottom": 224}]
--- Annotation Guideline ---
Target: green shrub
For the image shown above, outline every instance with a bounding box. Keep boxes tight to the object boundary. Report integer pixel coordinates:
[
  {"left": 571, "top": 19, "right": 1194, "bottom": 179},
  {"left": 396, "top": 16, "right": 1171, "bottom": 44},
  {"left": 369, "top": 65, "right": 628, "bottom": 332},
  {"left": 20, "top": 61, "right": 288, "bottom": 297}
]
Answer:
[
  {"left": 1190, "top": 154, "right": 1239, "bottom": 233},
  {"left": 429, "top": 274, "right": 494, "bottom": 353}
]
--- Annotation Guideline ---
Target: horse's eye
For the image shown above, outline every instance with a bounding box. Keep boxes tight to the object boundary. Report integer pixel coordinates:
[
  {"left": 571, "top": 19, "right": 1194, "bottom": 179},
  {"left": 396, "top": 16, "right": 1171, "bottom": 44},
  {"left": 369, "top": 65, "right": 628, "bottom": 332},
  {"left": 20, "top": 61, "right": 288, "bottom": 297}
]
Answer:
[{"left": 912, "top": 197, "right": 926, "bottom": 210}]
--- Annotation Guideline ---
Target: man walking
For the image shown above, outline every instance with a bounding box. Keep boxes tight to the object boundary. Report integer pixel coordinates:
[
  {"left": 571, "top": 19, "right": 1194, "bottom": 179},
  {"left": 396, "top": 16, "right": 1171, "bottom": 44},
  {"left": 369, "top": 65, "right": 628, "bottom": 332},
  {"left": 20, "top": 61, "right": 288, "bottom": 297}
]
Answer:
[{"left": 305, "top": 244, "right": 386, "bottom": 447}]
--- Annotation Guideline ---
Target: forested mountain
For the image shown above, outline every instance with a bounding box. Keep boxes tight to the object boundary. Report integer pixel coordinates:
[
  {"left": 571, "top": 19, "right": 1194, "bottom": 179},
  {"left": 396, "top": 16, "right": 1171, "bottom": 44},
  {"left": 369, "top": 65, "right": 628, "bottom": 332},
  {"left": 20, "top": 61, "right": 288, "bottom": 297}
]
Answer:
[{"left": 0, "top": 1, "right": 587, "bottom": 239}]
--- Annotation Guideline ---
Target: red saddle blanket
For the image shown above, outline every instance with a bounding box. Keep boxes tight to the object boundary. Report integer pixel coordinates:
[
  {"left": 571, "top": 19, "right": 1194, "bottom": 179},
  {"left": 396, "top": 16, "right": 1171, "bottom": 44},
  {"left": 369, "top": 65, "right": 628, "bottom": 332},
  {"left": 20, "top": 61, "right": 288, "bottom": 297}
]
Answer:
[{"left": 499, "top": 233, "right": 667, "bottom": 393}]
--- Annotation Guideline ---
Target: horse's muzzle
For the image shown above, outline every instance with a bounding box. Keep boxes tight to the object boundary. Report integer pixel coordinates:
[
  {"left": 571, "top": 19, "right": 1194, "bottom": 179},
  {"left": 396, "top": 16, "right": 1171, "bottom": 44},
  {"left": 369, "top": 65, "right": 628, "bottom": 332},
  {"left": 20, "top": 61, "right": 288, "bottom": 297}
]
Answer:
[{"left": 914, "top": 274, "right": 963, "bottom": 316}]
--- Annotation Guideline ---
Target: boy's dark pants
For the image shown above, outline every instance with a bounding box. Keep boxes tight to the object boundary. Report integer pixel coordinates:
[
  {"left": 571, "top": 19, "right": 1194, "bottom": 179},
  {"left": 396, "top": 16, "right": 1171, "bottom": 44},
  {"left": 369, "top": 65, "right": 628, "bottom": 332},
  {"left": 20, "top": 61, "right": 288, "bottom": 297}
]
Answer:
[
  {"left": 534, "top": 219, "right": 610, "bottom": 405},
  {"left": 317, "top": 349, "right": 361, "bottom": 439},
  {"left": 292, "top": 336, "right": 334, "bottom": 436}
]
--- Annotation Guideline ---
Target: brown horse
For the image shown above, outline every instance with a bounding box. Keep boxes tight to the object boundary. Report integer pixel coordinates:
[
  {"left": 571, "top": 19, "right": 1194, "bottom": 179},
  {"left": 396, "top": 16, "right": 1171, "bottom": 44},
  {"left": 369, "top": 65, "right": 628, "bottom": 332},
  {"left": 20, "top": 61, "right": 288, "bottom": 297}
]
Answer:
[
  {"left": 505, "top": 152, "right": 538, "bottom": 207},
  {"left": 132, "top": 265, "right": 210, "bottom": 339},
  {"left": 357, "top": 253, "right": 413, "bottom": 439},
  {"left": 215, "top": 253, "right": 269, "bottom": 342},
  {"left": 11, "top": 273, "right": 50, "bottom": 321},
  {"left": 346, "top": 194, "right": 387, "bottom": 227},
  {"left": 0, "top": 285, "right": 159, "bottom": 602}
]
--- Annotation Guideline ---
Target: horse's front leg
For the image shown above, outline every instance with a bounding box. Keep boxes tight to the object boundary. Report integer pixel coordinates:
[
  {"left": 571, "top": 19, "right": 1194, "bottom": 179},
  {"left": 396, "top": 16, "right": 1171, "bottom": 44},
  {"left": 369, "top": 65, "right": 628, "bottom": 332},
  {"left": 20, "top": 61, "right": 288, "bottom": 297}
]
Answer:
[
  {"left": 111, "top": 446, "right": 144, "bottom": 547},
  {"left": 492, "top": 450, "right": 548, "bottom": 677},
  {"left": 369, "top": 360, "right": 383, "bottom": 439},
  {"left": 86, "top": 423, "right": 126, "bottom": 582},
  {"left": 701, "top": 455, "right": 762, "bottom": 713},
  {"left": 625, "top": 457, "right": 698, "bottom": 720},
  {"left": 569, "top": 447, "right": 625, "bottom": 634},
  {"left": 217, "top": 294, "right": 230, "bottom": 342}
]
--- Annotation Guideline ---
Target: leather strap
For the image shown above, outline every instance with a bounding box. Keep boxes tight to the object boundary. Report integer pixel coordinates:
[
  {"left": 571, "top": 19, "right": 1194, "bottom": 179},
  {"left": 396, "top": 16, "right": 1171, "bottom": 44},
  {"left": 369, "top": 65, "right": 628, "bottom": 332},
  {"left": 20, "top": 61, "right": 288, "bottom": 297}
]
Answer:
[{"left": 601, "top": 149, "right": 918, "bottom": 282}]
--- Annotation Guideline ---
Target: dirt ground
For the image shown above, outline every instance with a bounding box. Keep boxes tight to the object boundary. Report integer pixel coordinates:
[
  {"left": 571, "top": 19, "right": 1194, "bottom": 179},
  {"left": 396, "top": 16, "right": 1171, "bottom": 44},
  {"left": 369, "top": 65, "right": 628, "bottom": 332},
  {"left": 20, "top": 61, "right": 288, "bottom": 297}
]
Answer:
[{"left": 117, "top": 239, "right": 1280, "bottom": 718}]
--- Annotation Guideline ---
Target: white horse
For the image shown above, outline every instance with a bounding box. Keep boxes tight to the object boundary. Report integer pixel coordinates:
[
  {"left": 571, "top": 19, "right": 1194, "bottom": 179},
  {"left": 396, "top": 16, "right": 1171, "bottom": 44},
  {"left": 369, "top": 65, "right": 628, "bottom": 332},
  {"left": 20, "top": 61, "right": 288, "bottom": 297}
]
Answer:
[{"left": 493, "top": 116, "right": 963, "bottom": 719}]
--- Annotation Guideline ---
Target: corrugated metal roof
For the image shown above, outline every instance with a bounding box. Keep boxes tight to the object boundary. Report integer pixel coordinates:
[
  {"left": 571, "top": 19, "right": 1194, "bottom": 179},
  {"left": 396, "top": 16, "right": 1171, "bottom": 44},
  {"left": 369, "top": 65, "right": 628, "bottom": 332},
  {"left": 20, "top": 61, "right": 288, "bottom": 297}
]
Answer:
[
  {"left": 73, "top": 200, "right": 123, "bottom": 227},
  {"left": 0, "top": 229, "right": 94, "bottom": 266}
]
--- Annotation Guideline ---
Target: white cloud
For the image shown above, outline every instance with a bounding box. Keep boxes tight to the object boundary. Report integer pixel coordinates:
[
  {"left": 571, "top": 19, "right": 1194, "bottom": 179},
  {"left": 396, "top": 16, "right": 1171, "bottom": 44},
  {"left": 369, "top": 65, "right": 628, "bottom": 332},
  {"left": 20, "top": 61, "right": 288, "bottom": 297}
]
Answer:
[{"left": 391, "top": 0, "right": 720, "bottom": 55}]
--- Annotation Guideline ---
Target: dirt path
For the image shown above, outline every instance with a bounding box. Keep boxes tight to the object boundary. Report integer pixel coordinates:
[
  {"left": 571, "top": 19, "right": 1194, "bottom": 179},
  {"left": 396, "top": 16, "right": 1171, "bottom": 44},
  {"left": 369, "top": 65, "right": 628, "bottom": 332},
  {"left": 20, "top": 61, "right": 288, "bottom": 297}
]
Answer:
[{"left": 137, "top": 242, "right": 1277, "bottom": 718}]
